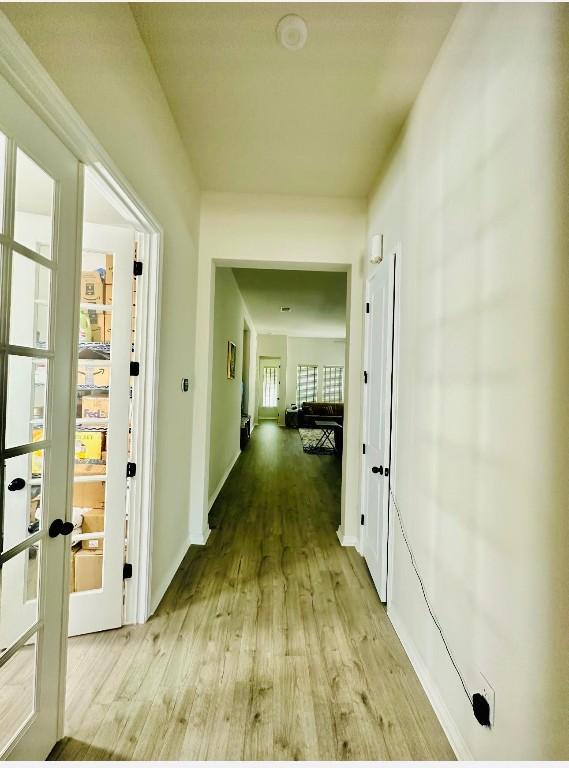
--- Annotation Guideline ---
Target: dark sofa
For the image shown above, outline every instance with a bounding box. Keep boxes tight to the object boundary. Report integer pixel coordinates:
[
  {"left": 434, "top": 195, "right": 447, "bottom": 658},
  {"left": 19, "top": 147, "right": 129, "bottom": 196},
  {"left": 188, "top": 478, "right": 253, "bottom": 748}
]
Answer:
[{"left": 298, "top": 401, "right": 344, "bottom": 428}]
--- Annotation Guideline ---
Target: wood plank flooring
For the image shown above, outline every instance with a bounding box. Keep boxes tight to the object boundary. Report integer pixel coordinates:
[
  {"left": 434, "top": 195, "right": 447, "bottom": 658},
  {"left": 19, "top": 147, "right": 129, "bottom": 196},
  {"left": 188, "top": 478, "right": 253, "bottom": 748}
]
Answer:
[{"left": 50, "top": 423, "right": 454, "bottom": 761}]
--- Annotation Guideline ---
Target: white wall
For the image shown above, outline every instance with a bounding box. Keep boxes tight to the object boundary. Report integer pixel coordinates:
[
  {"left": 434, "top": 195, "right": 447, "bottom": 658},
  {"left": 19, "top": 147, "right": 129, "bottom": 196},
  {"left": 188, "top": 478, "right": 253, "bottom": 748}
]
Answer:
[
  {"left": 208, "top": 267, "right": 257, "bottom": 504},
  {"left": 3, "top": 4, "right": 202, "bottom": 610},
  {"left": 285, "top": 336, "right": 345, "bottom": 408},
  {"left": 191, "top": 192, "right": 366, "bottom": 548},
  {"left": 367, "top": 4, "right": 569, "bottom": 759}
]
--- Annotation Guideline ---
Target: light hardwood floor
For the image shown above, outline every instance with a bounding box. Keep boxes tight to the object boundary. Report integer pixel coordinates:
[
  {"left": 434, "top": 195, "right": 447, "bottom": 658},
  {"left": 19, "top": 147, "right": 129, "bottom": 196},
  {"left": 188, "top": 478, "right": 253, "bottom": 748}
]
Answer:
[{"left": 50, "top": 423, "right": 454, "bottom": 761}]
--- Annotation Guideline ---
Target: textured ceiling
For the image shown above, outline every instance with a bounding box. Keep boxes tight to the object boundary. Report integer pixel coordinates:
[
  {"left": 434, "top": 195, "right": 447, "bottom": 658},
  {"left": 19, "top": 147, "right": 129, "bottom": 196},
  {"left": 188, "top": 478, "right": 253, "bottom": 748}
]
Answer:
[{"left": 132, "top": 3, "right": 457, "bottom": 197}]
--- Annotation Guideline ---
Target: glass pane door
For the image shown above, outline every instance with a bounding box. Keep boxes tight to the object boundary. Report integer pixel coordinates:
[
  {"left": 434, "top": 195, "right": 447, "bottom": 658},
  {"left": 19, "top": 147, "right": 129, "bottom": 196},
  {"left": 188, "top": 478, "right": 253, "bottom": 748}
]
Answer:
[
  {"left": 0, "top": 72, "right": 80, "bottom": 760},
  {"left": 67, "top": 187, "right": 136, "bottom": 637}
]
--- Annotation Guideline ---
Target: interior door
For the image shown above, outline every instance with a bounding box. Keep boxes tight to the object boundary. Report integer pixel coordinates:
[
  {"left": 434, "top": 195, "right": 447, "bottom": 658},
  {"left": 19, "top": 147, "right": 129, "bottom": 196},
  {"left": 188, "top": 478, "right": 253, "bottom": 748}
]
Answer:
[
  {"left": 0, "top": 74, "right": 80, "bottom": 759},
  {"left": 362, "top": 252, "right": 395, "bottom": 602},
  {"left": 258, "top": 357, "right": 280, "bottom": 420},
  {"left": 68, "top": 222, "right": 135, "bottom": 636}
]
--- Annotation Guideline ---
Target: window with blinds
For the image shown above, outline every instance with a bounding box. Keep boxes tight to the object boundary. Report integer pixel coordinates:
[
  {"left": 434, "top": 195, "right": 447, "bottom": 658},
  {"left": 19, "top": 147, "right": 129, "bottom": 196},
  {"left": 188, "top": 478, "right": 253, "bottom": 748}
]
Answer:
[
  {"left": 322, "top": 366, "right": 344, "bottom": 402},
  {"left": 262, "top": 366, "right": 278, "bottom": 407},
  {"left": 296, "top": 365, "right": 318, "bottom": 404}
]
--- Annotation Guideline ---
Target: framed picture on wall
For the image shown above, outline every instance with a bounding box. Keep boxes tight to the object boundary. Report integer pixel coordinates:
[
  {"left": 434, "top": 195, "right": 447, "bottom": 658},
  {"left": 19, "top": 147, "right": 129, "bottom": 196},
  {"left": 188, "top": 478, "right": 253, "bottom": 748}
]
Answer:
[{"left": 227, "top": 341, "right": 236, "bottom": 379}]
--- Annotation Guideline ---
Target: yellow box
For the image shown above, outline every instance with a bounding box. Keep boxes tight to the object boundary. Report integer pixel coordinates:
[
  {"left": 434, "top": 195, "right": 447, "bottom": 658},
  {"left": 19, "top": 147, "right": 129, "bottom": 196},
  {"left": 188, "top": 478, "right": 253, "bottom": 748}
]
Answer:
[{"left": 75, "top": 431, "right": 104, "bottom": 462}]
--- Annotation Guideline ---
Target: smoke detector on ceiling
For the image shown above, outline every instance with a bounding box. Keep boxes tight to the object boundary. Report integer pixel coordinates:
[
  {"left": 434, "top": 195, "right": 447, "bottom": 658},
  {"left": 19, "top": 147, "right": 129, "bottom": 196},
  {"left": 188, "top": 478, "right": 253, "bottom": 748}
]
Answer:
[
  {"left": 276, "top": 14, "right": 308, "bottom": 51},
  {"left": 280, "top": 306, "right": 292, "bottom": 313}
]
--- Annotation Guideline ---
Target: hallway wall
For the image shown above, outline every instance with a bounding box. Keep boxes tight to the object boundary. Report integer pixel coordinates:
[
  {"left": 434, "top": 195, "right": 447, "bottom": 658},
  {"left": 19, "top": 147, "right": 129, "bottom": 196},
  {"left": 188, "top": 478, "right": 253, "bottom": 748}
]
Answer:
[
  {"left": 208, "top": 267, "right": 257, "bottom": 506},
  {"left": 2, "top": 4, "right": 202, "bottom": 610},
  {"left": 367, "top": 3, "right": 569, "bottom": 759}
]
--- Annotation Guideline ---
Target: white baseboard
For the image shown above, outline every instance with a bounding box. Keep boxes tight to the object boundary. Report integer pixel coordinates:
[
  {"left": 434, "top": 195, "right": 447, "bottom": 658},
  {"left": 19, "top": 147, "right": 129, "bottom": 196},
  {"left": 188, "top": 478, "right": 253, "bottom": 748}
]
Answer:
[
  {"left": 336, "top": 527, "right": 359, "bottom": 548},
  {"left": 208, "top": 449, "right": 241, "bottom": 511},
  {"left": 388, "top": 606, "right": 472, "bottom": 761},
  {"left": 190, "top": 526, "right": 210, "bottom": 546},
  {"left": 149, "top": 534, "right": 192, "bottom": 616}
]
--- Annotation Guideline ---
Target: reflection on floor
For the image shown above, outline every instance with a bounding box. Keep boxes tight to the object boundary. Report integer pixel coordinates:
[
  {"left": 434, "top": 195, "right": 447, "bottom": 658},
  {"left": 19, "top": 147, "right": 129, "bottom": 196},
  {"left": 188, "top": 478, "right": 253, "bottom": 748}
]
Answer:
[
  {"left": 0, "top": 643, "right": 35, "bottom": 754},
  {"left": 50, "top": 423, "right": 453, "bottom": 760}
]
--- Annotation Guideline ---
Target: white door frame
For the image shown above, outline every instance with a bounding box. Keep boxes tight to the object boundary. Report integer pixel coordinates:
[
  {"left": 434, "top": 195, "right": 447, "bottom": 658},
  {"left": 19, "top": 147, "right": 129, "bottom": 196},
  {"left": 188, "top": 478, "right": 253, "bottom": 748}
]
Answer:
[
  {"left": 0, "top": 12, "right": 163, "bottom": 738},
  {"left": 360, "top": 241, "right": 401, "bottom": 601},
  {"left": 257, "top": 355, "right": 281, "bottom": 421}
]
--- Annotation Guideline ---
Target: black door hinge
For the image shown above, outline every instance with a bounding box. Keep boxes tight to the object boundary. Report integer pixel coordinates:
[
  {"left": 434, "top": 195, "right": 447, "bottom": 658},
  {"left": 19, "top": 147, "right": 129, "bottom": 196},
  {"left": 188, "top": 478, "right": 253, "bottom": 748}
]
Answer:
[
  {"left": 365, "top": 302, "right": 370, "bottom": 314},
  {"left": 361, "top": 514, "right": 365, "bottom": 526},
  {"left": 364, "top": 370, "right": 368, "bottom": 384},
  {"left": 133, "top": 261, "right": 143, "bottom": 276},
  {"left": 362, "top": 443, "right": 366, "bottom": 455},
  {"left": 130, "top": 361, "right": 140, "bottom": 376},
  {"left": 123, "top": 562, "right": 133, "bottom": 579},
  {"left": 126, "top": 461, "right": 136, "bottom": 478}
]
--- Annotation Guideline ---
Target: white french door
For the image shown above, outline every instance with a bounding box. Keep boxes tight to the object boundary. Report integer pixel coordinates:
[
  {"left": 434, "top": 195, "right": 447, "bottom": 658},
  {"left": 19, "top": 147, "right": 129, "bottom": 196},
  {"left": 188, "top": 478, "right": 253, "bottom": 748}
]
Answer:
[
  {"left": 0, "top": 73, "right": 80, "bottom": 758},
  {"left": 68, "top": 221, "right": 135, "bottom": 636},
  {"left": 361, "top": 251, "right": 396, "bottom": 602}
]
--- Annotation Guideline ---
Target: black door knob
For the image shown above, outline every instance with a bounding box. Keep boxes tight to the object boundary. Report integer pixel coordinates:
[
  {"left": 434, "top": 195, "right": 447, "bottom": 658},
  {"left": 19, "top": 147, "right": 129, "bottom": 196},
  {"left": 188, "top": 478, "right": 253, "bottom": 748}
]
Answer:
[
  {"left": 371, "top": 466, "right": 383, "bottom": 475},
  {"left": 48, "top": 519, "right": 74, "bottom": 538},
  {"left": 8, "top": 477, "right": 26, "bottom": 491}
]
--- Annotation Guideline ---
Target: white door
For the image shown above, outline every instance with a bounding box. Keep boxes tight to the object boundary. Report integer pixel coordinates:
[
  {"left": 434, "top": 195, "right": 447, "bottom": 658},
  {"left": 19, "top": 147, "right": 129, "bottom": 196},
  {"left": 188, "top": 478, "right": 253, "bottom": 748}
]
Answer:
[
  {"left": 361, "top": 251, "right": 396, "bottom": 602},
  {"left": 258, "top": 357, "right": 280, "bottom": 420},
  {"left": 0, "top": 74, "right": 80, "bottom": 758},
  {"left": 68, "top": 222, "right": 135, "bottom": 636}
]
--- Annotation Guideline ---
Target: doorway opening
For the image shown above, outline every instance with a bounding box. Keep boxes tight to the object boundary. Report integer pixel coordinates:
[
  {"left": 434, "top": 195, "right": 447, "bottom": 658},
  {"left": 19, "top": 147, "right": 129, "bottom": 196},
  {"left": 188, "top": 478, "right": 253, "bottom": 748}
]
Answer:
[
  {"left": 258, "top": 356, "right": 281, "bottom": 422},
  {"left": 67, "top": 166, "right": 162, "bottom": 637},
  {"left": 207, "top": 265, "right": 348, "bottom": 535}
]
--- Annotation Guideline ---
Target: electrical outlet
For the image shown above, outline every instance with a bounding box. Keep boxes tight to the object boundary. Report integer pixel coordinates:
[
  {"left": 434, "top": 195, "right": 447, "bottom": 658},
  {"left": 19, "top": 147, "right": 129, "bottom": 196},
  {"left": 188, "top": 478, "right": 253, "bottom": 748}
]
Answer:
[{"left": 478, "top": 673, "right": 495, "bottom": 727}]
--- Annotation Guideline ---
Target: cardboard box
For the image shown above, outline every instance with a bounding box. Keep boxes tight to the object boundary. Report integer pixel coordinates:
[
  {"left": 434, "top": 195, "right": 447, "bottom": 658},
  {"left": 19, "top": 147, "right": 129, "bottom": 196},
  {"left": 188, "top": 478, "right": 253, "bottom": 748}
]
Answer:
[
  {"left": 81, "top": 396, "right": 109, "bottom": 419},
  {"left": 82, "top": 509, "right": 104, "bottom": 533},
  {"left": 69, "top": 546, "right": 79, "bottom": 593},
  {"left": 104, "top": 315, "right": 112, "bottom": 343},
  {"left": 77, "top": 366, "right": 110, "bottom": 388},
  {"left": 75, "top": 430, "right": 104, "bottom": 461},
  {"left": 74, "top": 461, "right": 106, "bottom": 476},
  {"left": 73, "top": 481, "right": 105, "bottom": 509},
  {"left": 81, "top": 271, "right": 104, "bottom": 304},
  {"left": 82, "top": 536, "right": 104, "bottom": 552},
  {"left": 104, "top": 283, "right": 113, "bottom": 305},
  {"left": 105, "top": 254, "right": 113, "bottom": 285},
  {"left": 74, "top": 549, "right": 103, "bottom": 592}
]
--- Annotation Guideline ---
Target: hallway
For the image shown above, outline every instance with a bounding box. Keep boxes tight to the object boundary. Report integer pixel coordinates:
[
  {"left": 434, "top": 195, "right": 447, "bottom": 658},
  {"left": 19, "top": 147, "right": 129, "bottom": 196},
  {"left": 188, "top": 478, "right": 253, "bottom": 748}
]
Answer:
[{"left": 51, "top": 424, "right": 453, "bottom": 761}]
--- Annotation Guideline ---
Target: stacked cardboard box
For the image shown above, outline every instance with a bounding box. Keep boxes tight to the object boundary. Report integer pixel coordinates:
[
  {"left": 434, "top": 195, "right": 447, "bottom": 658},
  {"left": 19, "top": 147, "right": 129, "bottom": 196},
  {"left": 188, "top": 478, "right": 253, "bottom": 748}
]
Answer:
[
  {"left": 81, "top": 271, "right": 104, "bottom": 304},
  {"left": 81, "top": 396, "right": 109, "bottom": 419},
  {"left": 77, "top": 366, "right": 109, "bottom": 389},
  {"left": 74, "top": 429, "right": 106, "bottom": 475},
  {"left": 71, "top": 482, "right": 105, "bottom": 591},
  {"left": 74, "top": 550, "right": 103, "bottom": 591}
]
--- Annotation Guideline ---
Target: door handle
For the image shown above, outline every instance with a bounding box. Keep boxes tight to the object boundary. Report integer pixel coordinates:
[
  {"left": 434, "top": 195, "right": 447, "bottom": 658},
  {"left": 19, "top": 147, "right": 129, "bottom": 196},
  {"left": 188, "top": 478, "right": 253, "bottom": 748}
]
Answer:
[
  {"left": 7, "top": 477, "right": 26, "bottom": 491},
  {"left": 371, "top": 466, "right": 383, "bottom": 475},
  {"left": 48, "top": 519, "right": 74, "bottom": 538}
]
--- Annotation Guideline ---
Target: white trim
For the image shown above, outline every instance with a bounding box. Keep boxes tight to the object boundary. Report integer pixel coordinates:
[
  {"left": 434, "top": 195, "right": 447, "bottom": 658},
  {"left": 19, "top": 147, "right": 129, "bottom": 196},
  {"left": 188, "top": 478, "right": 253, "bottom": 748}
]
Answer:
[
  {"left": 0, "top": 5, "right": 162, "bottom": 711},
  {"left": 336, "top": 527, "right": 359, "bottom": 548},
  {"left": 149, "top": 534, "right": 192, "bottom": 616},
  {"left": 386, "top": 241, "right": 402, "bottom": 606},
  {"left": 189, "top": 526, "right": 211, "bottom": 547},
  {"left": 124, "top": 229, "right": 163, "bottom": 626},
  {"left": 208, "top": 448, "right": 241, "bottom": 512},
  {"left": 388, "top": 606, "right": 470, "bottom": 761}
]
